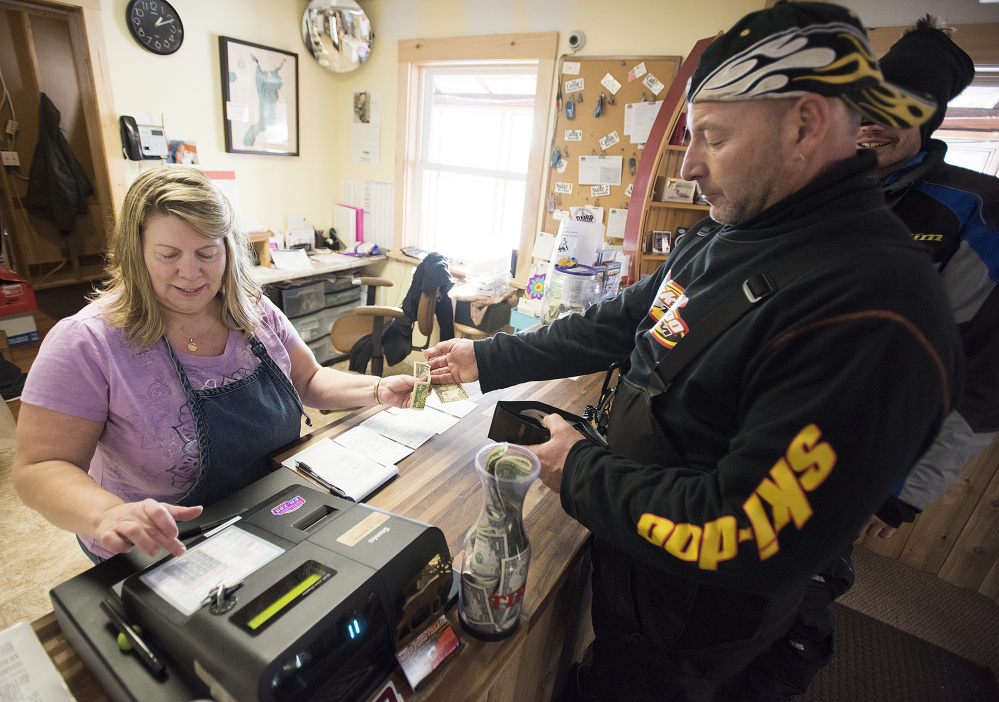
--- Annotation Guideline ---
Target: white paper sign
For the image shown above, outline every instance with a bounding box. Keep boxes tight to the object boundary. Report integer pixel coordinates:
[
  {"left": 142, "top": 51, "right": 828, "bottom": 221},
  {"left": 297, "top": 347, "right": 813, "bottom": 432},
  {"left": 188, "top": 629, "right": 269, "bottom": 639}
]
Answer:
[
  {"left": 570, "top": 205, "right": 604, "bottom": 224},
  {"left": 563, "top": 61, "right": 581, "bottom": 75},
  {"left": 599, "top": 131, "right": 621, "bottom": 150},
  {"left": 565, "top": 78, "right": 584, "bottom": 93},
  {"left": 628, "top": 62, "right": 647, "bottom": 81},
  {"left": 565, "top": 129, "right": 582, "bottom": 141},
  {"left": 553, "top": 210, "right": 570, "bottom": 221},
  {"left": 643, "top": 73, "right": 665, "bottom": 96},
  {"left": 626, "top": 101, "right": 664, "bottom": 144},
  {"left": 607, "top": 207, "right": 628, "bottom": 238},
  {"left": 591, "top": 184, "right": 610, "bottom": 197},
  {"left": 532, "top": 231, "right": 557, "bottom": 259},
  {"left": 578, "top": 155, "right": 623, "bottom": 186},
  {"left": 555, "top": 182, "right": 573, "bottom": 194},
  {"left": 625, "top": 183, "right": 634, "bottom": 198},
  {"left": 601, "top": 73, "right": 622, "bottom": 95}
]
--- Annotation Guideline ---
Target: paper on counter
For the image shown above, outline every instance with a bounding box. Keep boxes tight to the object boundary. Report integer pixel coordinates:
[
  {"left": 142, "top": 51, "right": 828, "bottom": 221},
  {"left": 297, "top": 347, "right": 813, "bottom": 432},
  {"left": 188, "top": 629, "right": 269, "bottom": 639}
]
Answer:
[
  {"left": 333, "top": 425, "right": 413, "bottom": 467},
  {"left": 384, "top": 406, "right": 460, "bottom": 435},
  {"left": 363, "top": 409, "right": 441, "bottom": 448},
  {"left": 0, "top": 621, "right": 75, "bottom": 701},
  {"left": 269, "top": 248, "right": 313, "bottom": 270},
  {"left": 426, "top": 391, "right": 477, "bottom": 418},
  {"left": 282, "top": 438, "right": 399, "bottom": 501}
]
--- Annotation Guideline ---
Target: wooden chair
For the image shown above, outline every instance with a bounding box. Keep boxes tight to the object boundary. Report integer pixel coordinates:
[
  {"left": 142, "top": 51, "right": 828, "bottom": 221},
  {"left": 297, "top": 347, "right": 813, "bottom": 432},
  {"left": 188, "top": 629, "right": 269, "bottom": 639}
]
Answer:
[{"left": 329, "top": 277, "right": 439, "bottom": 376}]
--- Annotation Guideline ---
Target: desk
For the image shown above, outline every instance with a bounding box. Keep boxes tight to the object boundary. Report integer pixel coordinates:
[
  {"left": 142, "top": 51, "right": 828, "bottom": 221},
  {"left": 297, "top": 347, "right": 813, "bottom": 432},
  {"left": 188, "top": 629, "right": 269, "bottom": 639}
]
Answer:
[
  {"left": 252, "top": 252, "right": 386, "bottom": 287},
  {"left": 33, "top": 373, "right": 602, "bottom": 702}
]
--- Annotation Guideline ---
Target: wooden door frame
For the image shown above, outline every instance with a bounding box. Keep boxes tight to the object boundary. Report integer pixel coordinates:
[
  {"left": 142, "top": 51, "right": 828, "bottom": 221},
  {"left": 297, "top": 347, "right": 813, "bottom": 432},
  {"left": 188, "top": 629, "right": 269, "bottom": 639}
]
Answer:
[{"left": 1, "top": 0, "right": 124, "bottom": 272}]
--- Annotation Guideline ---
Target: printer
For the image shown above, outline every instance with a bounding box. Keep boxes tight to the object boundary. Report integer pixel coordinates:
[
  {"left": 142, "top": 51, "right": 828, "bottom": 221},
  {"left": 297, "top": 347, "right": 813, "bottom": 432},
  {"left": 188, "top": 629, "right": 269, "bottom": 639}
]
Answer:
[{"left": 50, "top": 470, "right": 451, "bottom": 702}]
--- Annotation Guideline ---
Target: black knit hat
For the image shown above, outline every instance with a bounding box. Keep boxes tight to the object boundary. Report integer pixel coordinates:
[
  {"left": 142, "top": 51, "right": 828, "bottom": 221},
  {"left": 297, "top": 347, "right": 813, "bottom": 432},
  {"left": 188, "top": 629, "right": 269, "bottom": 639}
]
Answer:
[
  {"left": 878, "top": 17, "right": 975, "bottom": 148},
  {"left": 688, "top": 1, "right": 935, "bottom": 129}
]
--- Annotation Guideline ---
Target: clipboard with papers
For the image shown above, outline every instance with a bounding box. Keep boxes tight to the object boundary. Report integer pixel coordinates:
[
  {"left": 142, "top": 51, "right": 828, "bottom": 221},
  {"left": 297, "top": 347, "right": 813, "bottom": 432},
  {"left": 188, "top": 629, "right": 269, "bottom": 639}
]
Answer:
[{"left": 281, "top": 437, "right": 399, "bottom": 502}]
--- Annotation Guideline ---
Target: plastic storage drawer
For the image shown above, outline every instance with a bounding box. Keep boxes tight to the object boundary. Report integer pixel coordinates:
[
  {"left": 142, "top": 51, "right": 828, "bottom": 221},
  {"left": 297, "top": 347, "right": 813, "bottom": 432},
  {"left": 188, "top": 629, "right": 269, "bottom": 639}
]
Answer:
[
  {"left": 269, "top": 280, "right": 325, "bottom": 318},
  {"left": 291, "top": 309, "right": 326, "bottom": 343},
  {"left": 324, "top": 287, "right": 361, "bottom": 308}
]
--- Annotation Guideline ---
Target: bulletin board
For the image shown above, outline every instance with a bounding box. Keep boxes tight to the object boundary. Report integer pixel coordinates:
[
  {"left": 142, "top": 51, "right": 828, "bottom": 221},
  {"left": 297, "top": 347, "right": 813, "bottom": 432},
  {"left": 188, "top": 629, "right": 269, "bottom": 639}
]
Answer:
[{"left": 541, "top": 55, "right": 681, "bottom": 243}]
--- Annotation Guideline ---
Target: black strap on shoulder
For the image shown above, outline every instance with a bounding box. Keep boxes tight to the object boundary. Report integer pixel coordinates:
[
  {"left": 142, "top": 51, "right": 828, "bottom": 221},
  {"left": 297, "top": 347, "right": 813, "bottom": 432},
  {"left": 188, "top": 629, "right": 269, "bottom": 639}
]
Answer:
[{"left": 650, "top": 232, "right": 850, "bottom": 392}]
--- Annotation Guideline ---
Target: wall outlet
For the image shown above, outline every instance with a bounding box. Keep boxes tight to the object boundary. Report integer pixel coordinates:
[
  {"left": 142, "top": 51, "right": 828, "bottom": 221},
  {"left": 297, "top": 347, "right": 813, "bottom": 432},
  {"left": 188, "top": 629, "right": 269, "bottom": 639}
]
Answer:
[{"left": 1, "top": 151, "right": 20, "bottom": 167}]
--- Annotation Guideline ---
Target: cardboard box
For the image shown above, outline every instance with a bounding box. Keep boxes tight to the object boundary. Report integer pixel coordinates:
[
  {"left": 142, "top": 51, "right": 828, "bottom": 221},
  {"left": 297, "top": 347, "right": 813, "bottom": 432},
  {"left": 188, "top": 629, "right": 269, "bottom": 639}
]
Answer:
[
  {"left": 0, "top": 270, "right": 37, "bottom": 317},
  {"left": 0, "top": 312, "right": 39, "bottom": 345}
]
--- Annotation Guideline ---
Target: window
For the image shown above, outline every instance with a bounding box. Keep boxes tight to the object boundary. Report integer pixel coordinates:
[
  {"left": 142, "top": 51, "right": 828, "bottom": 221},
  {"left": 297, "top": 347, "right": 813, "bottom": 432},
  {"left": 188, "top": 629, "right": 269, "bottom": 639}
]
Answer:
[{"left": 396, "top": 33, "right": 557, "bottom": 280}]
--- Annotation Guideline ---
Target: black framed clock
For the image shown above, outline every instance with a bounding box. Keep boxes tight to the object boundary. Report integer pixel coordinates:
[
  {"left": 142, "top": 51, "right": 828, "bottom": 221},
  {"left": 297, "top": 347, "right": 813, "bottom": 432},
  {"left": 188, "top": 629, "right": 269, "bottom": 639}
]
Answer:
[{"left": 126, "top": 0, "right": 184, "bottom": 56}]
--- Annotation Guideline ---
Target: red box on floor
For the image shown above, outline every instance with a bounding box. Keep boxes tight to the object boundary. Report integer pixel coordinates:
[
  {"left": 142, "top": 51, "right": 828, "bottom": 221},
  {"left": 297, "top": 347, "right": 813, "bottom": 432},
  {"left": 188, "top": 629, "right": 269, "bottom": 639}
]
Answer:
[{"left": 0, "top": 269, "right": 37, "bottom": 317}]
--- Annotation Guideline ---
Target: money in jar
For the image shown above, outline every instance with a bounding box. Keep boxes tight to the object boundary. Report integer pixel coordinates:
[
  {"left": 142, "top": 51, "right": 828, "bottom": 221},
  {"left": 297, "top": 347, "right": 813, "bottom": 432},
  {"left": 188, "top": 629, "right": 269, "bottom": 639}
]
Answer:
[{"left": 458, "top": 442, "right": 540, "bottom": 640}]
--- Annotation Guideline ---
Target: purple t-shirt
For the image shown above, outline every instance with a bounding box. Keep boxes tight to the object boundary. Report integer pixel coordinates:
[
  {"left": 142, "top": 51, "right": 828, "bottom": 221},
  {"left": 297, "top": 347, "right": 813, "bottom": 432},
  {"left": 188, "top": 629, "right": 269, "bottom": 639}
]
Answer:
[{"left": 22, "top": 296, "right": 303, "bottom": 558}]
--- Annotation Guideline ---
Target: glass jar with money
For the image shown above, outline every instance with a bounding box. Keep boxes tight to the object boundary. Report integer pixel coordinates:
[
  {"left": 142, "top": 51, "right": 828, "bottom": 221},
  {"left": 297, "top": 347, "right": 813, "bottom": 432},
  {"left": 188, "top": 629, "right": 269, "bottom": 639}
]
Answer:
[{"left": 458, "top": 442, "right": 540, "bottom": 640}]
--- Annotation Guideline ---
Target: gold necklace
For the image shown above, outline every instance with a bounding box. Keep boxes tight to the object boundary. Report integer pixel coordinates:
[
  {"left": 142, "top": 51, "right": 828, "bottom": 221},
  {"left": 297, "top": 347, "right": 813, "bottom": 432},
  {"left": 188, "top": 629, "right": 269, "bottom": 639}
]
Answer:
[{"left": 187, "top": 337, "right": 198, "bottom": 352}]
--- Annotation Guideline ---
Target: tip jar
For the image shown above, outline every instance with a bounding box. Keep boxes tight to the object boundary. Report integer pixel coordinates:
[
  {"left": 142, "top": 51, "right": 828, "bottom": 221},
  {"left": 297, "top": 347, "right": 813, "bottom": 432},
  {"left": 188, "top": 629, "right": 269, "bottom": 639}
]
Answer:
[{"left": 458, "top": 442, "right": 540, "bottom": 640}]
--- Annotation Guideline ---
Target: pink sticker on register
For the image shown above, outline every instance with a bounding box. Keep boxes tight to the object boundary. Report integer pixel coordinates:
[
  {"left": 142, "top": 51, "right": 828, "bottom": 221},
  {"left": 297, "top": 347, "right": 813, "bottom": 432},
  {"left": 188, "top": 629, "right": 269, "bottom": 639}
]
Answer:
[{"left": 272, "top": 495, "right": 306, "bottom": 515}]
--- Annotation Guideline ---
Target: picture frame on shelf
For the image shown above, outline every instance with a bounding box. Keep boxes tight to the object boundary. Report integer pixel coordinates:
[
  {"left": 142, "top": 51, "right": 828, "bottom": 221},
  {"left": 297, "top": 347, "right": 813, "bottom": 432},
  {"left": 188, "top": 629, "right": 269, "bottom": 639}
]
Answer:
[
  {"left": 661, "top": 177, "right": 697, "bottom": 203},
  {"left": 219, "top": 36, "right": 299, "bottom": 156},
  {"left": 652, "top": 231, "right": 671, "bottom": 255}
]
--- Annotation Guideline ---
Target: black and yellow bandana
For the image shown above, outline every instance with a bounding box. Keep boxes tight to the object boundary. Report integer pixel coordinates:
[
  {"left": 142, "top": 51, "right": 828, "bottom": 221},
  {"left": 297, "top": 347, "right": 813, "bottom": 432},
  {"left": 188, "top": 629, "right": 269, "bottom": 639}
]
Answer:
[{"left": 687, "top": 1, "right": 935, "bottom": 129}]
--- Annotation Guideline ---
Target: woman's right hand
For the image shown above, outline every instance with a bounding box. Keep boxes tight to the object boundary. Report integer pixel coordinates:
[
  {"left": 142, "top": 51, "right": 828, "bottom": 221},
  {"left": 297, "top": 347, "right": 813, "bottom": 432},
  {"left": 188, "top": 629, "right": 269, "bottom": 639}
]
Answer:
[
  {"left": 424, "top": 338, "right": 479, "bottom": 384},
  {"left": 94, "top": 499, "right": 203, "bottom": 558}
]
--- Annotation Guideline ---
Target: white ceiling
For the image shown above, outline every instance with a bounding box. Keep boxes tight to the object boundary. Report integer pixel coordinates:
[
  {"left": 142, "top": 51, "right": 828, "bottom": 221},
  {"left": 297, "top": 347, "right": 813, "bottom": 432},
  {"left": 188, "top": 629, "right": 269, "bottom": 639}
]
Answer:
[{"left": 836, "top": 0, "right": 999, "bottom": 27}]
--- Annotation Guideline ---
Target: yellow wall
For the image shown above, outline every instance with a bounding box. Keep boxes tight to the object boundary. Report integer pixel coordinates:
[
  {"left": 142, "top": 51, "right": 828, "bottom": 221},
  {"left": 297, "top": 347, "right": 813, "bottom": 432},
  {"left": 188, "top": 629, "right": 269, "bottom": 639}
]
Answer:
[{"left": 95, "top": 0, "right": 763, "bottom": 235}]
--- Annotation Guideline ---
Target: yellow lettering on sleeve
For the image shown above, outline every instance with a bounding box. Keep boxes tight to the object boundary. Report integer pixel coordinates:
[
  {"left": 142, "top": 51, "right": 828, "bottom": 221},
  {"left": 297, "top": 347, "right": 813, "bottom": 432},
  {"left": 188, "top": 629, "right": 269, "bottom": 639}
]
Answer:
[
  {"left": 637, "top": 513, "right": 676, "bottom": 548},
  {"left": 664, "top": 523, "right": 702, "bottom": 561},
  {"left": 699, "top": 516, "right": 738, "bottom": 570},
  {"left": 755, "top": 458, "right": 813, "bottom": 531},
  {"left": 785, "top": 423, "right": 837, "bottom": 491}
]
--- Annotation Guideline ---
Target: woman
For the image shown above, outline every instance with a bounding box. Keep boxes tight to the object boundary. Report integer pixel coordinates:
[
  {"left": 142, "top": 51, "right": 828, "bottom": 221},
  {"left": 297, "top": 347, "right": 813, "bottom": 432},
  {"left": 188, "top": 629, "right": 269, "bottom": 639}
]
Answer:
[{"left": 13, "top": 166, "right": 418, "bottom": 563}]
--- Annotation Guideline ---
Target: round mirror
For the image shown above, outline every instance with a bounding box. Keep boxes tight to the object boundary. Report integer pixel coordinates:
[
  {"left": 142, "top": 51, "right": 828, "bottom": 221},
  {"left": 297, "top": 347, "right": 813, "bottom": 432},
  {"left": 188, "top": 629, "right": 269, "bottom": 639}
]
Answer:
[{"left": 302, "top": 0, "right": 373, "bottom": 73}]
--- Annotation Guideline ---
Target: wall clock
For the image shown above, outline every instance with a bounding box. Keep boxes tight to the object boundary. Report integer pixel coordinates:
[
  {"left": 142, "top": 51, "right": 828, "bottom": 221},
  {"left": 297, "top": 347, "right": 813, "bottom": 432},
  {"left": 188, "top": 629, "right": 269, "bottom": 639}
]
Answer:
[{"left": 126, "top": 0, "right": 184, "bottom": 56}]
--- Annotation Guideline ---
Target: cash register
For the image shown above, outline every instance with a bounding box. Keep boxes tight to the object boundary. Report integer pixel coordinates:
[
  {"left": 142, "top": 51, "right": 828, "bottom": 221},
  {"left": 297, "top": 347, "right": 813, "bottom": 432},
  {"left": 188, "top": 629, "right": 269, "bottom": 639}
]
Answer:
[{"left": 50, "top": 470, "right": 451, "bottom": 702}]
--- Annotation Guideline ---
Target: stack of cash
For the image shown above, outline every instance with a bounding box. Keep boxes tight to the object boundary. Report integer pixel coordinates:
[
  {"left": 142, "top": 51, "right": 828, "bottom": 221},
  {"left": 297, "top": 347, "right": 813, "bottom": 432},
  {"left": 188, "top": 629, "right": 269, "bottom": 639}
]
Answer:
[{"left": 459, "top": 444, "right": 536, "bottom": 637}]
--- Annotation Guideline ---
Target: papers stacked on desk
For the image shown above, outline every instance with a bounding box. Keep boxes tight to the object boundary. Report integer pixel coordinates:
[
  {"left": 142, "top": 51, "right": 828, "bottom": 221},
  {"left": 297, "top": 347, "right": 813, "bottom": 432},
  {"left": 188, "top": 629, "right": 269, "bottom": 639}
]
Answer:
[{"left": 282, "top": 438, "right": 399, "bottom": 502}]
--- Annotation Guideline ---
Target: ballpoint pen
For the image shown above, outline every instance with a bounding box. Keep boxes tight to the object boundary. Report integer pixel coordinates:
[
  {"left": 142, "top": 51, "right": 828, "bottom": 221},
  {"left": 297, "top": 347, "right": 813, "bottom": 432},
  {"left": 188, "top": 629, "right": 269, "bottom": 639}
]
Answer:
[
  {"left": 177, "top": 508, "right": 248, "bottom": 540},
  {"left": 100, "top": 599, "right": 166, "bottom": 678},
  {"left": 296, "top": 460, "right": 354, "bottom": 501}
]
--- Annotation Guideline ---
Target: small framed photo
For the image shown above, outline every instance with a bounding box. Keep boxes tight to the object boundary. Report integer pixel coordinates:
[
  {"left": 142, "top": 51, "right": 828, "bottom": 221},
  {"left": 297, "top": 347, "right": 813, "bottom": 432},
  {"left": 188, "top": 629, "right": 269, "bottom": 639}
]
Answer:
[
  {"left": 220, "top": 36, "right": 299, "bottom": 156},
  {"left": 652, "top": 231, "right": 671, "bottom": 255},
  {"left": 662, "top": 177, "right": 697, "bottom": 203}
]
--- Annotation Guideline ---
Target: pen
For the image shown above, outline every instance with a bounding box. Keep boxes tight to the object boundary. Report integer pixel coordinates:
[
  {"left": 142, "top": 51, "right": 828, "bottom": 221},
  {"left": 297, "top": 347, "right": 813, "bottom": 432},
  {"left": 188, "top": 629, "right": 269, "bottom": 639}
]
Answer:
[
  {"left": 296, "top": 460, "right": 354, "bottom": 502},
  {"left": 177, "top": 508, "right": 247, "bottom": 540},
  {"left": 100, "top": 599, "right": 166, "bottom": 678}
]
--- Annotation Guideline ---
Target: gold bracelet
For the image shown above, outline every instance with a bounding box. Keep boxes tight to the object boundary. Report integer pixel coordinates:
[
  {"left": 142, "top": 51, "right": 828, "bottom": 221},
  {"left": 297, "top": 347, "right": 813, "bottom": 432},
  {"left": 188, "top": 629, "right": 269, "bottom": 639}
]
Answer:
[{"left": 373, "top": 377, "right": 382, "bottom": 404}]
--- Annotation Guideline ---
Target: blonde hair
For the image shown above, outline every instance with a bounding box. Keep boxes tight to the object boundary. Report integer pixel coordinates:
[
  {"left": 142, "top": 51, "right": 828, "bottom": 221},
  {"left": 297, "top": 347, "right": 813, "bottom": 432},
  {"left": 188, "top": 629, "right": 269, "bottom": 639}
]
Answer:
[{"left": 93, "top": 166, "right": 262, "bottom": 348}]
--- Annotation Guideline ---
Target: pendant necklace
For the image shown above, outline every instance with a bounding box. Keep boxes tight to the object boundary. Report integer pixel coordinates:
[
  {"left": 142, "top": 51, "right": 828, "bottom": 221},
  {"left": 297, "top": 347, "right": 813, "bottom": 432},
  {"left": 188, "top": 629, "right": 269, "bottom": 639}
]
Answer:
[{"left": 187, "top": 338, "right": 198, "bottom": 352}]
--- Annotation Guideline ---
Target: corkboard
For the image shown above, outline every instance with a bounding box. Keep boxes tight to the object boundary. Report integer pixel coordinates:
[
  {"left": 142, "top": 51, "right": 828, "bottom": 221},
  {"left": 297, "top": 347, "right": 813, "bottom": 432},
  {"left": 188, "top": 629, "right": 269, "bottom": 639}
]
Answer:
[{"left": 541, "top": 55, "right": 681, "bottom": 242}]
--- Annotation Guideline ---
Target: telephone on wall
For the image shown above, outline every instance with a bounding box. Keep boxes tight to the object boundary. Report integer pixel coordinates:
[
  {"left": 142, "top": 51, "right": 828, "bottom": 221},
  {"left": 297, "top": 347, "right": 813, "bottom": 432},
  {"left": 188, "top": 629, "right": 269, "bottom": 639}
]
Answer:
[{"left": 119, "top": 116, "right": 169, "bottom": 160}]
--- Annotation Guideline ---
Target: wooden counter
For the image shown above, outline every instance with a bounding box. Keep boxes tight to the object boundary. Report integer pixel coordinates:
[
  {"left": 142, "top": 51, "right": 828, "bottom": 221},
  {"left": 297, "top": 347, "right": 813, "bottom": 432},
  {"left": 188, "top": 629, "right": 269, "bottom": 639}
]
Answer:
[{"left": 33, "top": 373, "right": 602, "bottom": 702}]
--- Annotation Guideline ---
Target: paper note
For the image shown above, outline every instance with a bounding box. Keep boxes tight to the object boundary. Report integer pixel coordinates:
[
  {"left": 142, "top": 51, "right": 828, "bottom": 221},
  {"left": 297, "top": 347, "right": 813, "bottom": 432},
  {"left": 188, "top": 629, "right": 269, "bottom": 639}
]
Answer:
[
  {"left": 578, "top": 156, "right": 622, "bottom": 186},
  {"left": 0, "top": 621, "right": 75, "bottom": 701},
  {"left": 333, "top": 425, "right": 413, "bottom": 468},
  {"left": 607, "top": 208, "right": 628, "bottom": 239},
  {"left": 269, "top": 249, "right": 313, "bottom": 270},
  {"left": 361, "top": 410, "right": 440, "bottom": 449},
  {"left": 601, "top": 73, "right": 622, "bottom": 95}
]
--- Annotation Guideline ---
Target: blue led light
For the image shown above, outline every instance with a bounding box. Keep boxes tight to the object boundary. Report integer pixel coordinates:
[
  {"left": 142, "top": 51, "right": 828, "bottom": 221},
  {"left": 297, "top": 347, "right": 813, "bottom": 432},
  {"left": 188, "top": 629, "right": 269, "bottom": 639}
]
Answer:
[{"left": 348, "top": 619, "right": 363, "bottom": 639}]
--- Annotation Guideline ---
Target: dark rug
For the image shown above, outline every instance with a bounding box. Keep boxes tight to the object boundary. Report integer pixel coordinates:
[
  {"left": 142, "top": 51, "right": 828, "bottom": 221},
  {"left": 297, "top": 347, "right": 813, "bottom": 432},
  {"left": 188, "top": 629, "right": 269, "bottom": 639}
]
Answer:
[{"left": 801, "top": 603, "right": 999, "bottom": 702}]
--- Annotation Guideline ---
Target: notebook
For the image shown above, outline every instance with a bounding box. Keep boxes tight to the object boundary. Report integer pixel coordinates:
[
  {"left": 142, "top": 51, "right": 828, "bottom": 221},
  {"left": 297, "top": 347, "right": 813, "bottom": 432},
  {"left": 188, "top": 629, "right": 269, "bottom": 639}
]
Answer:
[{"left": 281, "top": 438, "right": 398, "bottom": 502}]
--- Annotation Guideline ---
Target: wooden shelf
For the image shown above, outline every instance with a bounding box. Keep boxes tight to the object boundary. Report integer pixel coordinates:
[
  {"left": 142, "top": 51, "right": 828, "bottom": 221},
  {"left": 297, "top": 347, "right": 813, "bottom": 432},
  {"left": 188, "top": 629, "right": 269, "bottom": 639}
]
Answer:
[
  {"left": 650, "top": 201, "right": 709, "bottom": 211},
  {"left": 643, "top": 253, "right": 670, "bottom": 261}
]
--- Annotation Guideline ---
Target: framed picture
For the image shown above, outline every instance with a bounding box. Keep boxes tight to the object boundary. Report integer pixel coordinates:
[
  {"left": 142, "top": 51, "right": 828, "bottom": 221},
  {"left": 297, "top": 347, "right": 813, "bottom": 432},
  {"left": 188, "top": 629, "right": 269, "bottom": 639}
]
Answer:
[
  {"left": 662, "top": 177, "right": 697, "bottom": 203},
  {"left": 219, "top": 36, "right": 299, "bottom": 156}
]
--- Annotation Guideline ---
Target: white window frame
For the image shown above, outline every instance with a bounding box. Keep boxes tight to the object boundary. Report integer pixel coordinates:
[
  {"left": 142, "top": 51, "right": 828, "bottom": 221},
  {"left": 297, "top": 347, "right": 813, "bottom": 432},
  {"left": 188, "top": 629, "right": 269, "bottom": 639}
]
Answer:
[{"left": 395, "top": 33, "right": 558, "bottom": 282}]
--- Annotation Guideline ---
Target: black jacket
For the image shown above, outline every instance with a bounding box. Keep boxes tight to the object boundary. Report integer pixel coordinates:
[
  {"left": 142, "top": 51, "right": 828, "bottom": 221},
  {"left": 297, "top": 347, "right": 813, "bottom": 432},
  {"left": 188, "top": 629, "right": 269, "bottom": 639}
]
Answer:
[
  {"left": 25, "top": 93, "right": 93, "bottom": 233},
  {"left": 349, "top": 253, "right": 454, "bottom": 372}
]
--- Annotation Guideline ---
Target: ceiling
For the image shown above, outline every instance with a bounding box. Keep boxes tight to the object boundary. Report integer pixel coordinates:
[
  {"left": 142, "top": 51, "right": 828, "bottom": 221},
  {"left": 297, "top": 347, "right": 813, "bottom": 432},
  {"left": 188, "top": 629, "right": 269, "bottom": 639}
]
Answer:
[{"left": 835, "top": 0, "right": 999, "bottom": 28}]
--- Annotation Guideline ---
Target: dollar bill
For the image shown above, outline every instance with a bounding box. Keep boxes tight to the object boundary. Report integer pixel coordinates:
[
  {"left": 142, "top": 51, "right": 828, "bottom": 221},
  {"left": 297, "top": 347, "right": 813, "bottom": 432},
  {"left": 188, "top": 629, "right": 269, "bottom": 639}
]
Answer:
[
  {"left": 409, "top": 379, "right": 431, "bottom": 410},
  {"left": 459, "top": 573, "right": 494, "bottom": 627},
  {"left": 469, "top": 529, "right": 507, "bottom": 587},
  {"left": 494, "top": 455, "right": 533, "bottom": 481},
  {"left": 432, "top": 382, "right": 470, "bottom": 403},
  {"left": 414, "top": 360, "right": 431, "bottom": 379}
]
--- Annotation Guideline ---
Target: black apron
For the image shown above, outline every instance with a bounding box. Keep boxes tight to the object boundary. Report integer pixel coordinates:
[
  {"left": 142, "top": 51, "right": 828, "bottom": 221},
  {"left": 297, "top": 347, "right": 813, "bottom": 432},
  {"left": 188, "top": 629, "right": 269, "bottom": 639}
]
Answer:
[{"left": 167, "top": 334, "right": 307, "bottom": 507}]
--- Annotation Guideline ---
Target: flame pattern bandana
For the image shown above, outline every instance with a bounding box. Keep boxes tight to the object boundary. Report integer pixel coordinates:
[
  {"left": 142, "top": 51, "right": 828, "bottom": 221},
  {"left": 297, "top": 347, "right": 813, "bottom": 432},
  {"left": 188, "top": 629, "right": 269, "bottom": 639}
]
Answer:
[{"left": 687, "top": 2, "right": 935, "bottom": 129}]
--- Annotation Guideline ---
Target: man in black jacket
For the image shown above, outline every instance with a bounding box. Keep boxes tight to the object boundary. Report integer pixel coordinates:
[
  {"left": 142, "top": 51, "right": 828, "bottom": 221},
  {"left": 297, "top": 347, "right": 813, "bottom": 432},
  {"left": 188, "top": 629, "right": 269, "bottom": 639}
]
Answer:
[
  {"left": 738, "top": 17, "right": 998, "bottom": 702},
  {"left": 427, "top": 3, "right": 962, "bottom": 700}
]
